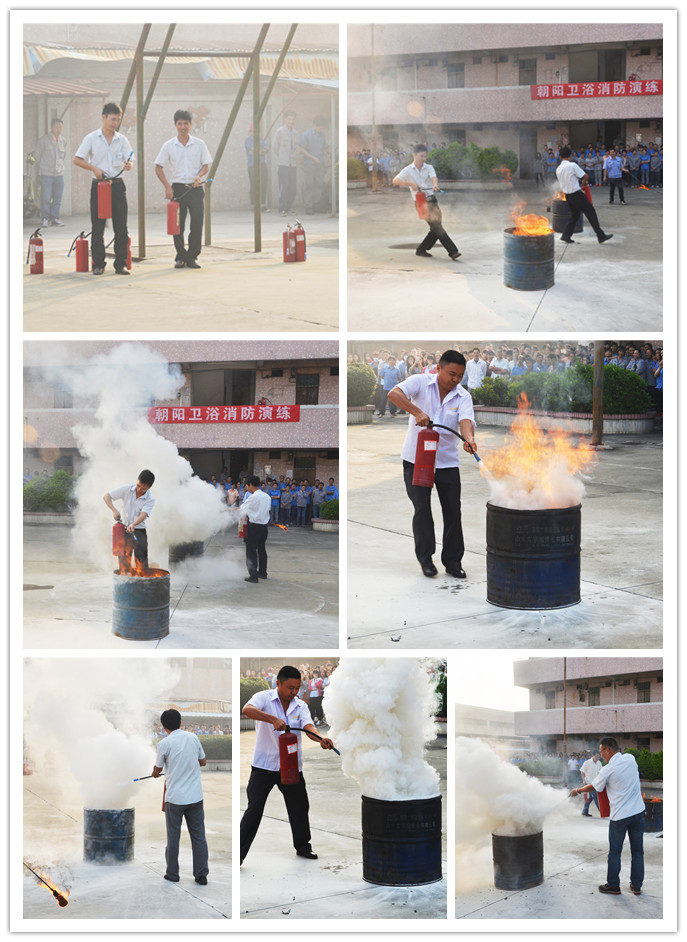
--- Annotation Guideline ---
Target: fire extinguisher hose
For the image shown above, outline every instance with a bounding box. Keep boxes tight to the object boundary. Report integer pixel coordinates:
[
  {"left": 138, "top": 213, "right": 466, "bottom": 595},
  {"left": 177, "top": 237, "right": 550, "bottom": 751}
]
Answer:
[
  {"left": 67, "top": 231, "right": 91, "bottom": 257},
  {"left": 427, "top": 421, "right": 482, "bottom": 463},
  {"left": 285, "top": 725, "right": 341, "bottom": 756},
  {"left": 102, "top": 150, "right": 134, "bottom": 181},
  {"left": 176, "top": 177, "right": 214, "bottom": 200}
]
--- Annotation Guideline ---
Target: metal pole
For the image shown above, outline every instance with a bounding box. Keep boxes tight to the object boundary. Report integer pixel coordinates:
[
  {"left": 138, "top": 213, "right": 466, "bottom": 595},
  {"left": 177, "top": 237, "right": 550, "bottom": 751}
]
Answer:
[
  {"left": 253, "top": 52, "right": 262, "bottom": 252},
  {"left": 330, "top": 93, "right": 336, "bottom": 215},
  {"left": 563, "top": 657, "right": 567, "bottom": 760},
  {"left": 370, "top": 25, "right": 378, "bottom": 192},
  {"left": 255, "top": 24, "right": 298, "bottom": 122},
  {"left": 136, "top": 48, "right": 145, "bottom": 258},
  {"left": 141, "top": 25, "right": 175, "bottom": 119},
  {"left": 591, "top": 340, "right": 605, "bottom": 447},
  {"left": 120, "top": 24, "right": 151, "bottom": 113}
]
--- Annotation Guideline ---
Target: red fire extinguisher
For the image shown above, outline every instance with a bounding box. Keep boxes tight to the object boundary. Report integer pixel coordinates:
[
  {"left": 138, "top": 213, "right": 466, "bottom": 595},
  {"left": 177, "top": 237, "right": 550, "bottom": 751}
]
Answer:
[
  {"left": 582, "top": 183, "right": 593, "bottom": 204},
  {"left": 282, "top": 225, "right": 296, "bottom": 263},
  {"left": 238, "top": 518, "right": 247, "bottom": 540},
  {"left": 412, "top": 427, "right": 440, "bottom": 487},
  {"left": 26, "top": 228, "right": 44, "bottom": 274},
  {"left": 97, "top": 180, "right": 112, "bottom": 219},
  {"left": 126, "top": 236, "right": 132, "bottom": 270},
  {"left": 112, "top": 521, "right": 127, "bottom": 556},
  {"left": 278, "top": 726, "right": 300, "bottom": 785},
  {"left": 167, "top": 200, "right": 180, "bottom": 235},
  {"left": 415, "top": 190, "right": 429, "bottom": 220},
  {"left": 293, "top": 220, "right": 306, "bottom": 262},
  {"left": 597, "top": 787, "right": 610, "bottom": 818},
  {"left": 68, "top": 231, "right": 90, "bottom": 272}
]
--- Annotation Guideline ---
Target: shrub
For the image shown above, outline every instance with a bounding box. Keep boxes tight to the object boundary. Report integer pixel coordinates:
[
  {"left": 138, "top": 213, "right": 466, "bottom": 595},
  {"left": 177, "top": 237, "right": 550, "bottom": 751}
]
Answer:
[
  {"left": 577, "top": 364, "right": 653, "bottom": 414},
  {"left": 433, "top": 671, "right": 447, "bottom": 718},
  {"left": 427, "top": 142, "right": 519, "bottom": 181},
  {"left": 471, "top": 376, "right": 510, "bottom": 407},
  {"left": 347, "top": 157, "right": 367, "bottom": 181},
  {"left": 240, "top": 676, "right": 270, "bottom": 710},
  {"left": 476, "top": 146, "right": 519, "bottom": 181},
  {"left": 347, "top": 362, "right": 377, "bottom": 407},
  {"left": 516, "top": 758, "right": 566, "bottom": 778},
  {"left": 319, "top": 499, "right": 339, "bottom": 520},
  {"left": 197, "top": 734, "right": 232, "bottom": 760},
  {"left": 625, "top": 748, "right": 663, "bottom": 781},
  {"left": 23, "top": 469, "right": 76, "bottom": 512}
]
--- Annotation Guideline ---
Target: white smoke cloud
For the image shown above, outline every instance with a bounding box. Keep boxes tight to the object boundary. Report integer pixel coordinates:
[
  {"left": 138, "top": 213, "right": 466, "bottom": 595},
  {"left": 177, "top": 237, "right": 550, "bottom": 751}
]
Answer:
[
  {"left": 485, "top": 467, "right": 587, "bottom": 511},
  {"left": 325, "top": 658, "right": 440, "bottom": 801},
  {"left": 24, "top": 658, "right": 180, "bottom": 809}
]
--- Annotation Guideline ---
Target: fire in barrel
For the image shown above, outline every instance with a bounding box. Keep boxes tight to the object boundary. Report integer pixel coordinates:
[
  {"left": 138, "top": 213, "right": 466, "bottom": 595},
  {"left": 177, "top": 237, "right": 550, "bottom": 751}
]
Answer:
[
  {"left": 483, "top": 395, "right": 596, "bottom": 610},
  {"left": 504, "top": 202, "right": 554, "bottom": 291},
  {"left": 112, "top": 558, "right": 170, "bottom": 640},
  {"left": 551, "top": 191, "right": 583, "bottom": 234}
]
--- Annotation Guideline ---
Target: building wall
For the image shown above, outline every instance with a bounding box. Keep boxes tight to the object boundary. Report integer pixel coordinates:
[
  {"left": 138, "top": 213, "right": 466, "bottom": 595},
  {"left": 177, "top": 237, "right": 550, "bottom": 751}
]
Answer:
[{"left": 513, "top": 657, "right": 663, "bottom": 687}]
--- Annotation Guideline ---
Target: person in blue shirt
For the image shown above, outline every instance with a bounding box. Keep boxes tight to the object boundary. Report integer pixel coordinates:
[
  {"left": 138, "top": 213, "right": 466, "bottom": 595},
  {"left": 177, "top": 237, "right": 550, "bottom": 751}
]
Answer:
[
  {"left": 603, "top": 149, "right": 626, "bottom": 205},
  {"left": 380, "top": 356, "right": 402, "bottom": 416},
  {"left": 268, "top": 482, "right": 281, "bottom": 523},
  {"left": 639, "top": 147, "right": 651, "bottom": 187},
  {"left": 324, "top": 478, "right": 338, "bottom": 501}
]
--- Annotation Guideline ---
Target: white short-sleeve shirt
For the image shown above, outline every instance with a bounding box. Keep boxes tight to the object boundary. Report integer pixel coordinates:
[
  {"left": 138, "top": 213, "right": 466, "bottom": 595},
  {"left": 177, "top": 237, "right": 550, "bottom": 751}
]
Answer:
[
  {"left": 241, "top": 489, "right": 272, "bottom": 524},
  {"left": 246, "top": 688, "right": 313, "bottom": 772},
  {"left": 75, "top": 129, "right": 134, "bottom": 177},
  {"left": 108, "top": 483, "right": 155, "bottom": 529},
  {"left": 396, "top": 373, "right": 476, "bottom": 468},
  {"left": 155, "top": 729, "right": 205, "bottom": 804},
  {"left": 394, "top": 161, "right": 437, "bottom": 201},
  {"left": 556, "top": 160, "right": 585, "bottom": 194},
  {"left": 154, "top": 135, "right": 212, "bottom": 185},
  {"left": 591, "top": 752, "right": 645, "bottom": 820}
]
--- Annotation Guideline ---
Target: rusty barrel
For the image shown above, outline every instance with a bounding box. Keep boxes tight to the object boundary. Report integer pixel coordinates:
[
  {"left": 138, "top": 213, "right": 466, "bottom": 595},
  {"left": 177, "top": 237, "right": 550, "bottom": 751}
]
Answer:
[
  {"left": 168, "top": 541, "right": 205, "bottom": 564},
  {"left": 112, "top": 569, "right": 170, "bottom": 640},
  {"left": 486, "top": 502, "right": 581, "bottom": 610},
  {"left": 84, "top": 808, "right": 135, "bottom": 862},
  {"left": 503, "top": 228, "right": 554, "bottom": 291},
  {"left": 492, "top": 832, "right": 543, "bottom": 890},
  {"left": 551, "top": 197, "right": 583, "bottom": 233},
  {"left": 361, "top": 795, "right": 442, "bottom": 886}
]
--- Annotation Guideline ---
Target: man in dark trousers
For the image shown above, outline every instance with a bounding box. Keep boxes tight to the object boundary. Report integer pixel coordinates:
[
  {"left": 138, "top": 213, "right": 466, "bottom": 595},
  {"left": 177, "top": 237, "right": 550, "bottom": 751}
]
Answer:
[
  {"left": 74, "top": 102, "right": 134, "bottom": 275},
  {"left": 393, "top": 143, "right": 461, "bottom": 260},
  {"left": 152, "top": 708, "right": 209, "bottom": 884},
  {"left": 240, "top": 475, "right": 272, "bottom": 583},
  {"left": 555, "top": 145, "right": 613, "bottom": 246},
  {"left": 154, "top": 109, "right": 212, "bottom": 269},
  {"left": 240, "top": 665, "right": 334, "bottom": 864},
  {"left": 570, "top": 737, "right": 645, "bottom": 895},
  {"left": 387, "top": 350, "right": 477, "bottom": 579},
  {"left": 103, "top": 469, "right": 155, "bottom": 571}
]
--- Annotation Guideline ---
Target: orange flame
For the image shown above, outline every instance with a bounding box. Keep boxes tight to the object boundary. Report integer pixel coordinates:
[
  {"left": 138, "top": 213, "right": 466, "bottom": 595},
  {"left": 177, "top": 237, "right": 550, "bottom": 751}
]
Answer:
[
  {"left": 492, "top": 165, "right": 513, "bottom": 185},
  {"left": 272, "top": 523, "right": 289, "bottom": 531},
  {"left": 35, "top": 868, "right": 69, "bottom": 906},
  {"left": 642, "top": 793, "right": 662, "bottom": 803},
  {"left": 553, "top": 191, "right": 567, "bottom": 201},
  {"left": 637, "top": 185, "right": 650, "bottom": 190},
  {"left": 511, "top": 202, "right": 552, "bottom": 236},
  {"left": 482, "top": 394, "right": 596, "bottom": 507}
]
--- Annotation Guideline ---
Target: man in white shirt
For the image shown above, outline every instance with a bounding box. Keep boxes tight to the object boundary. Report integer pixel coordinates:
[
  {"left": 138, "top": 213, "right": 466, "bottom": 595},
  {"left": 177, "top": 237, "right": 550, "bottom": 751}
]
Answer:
[
  {"left": 152, "top": 708, "right": 208, "bottom": 884},
  {"left": 465, "top": 348, "right": 488, "bottom": 393},
  {"left": 555, "top": 145, "right": 613, "bottom": 246},
  {"left": 103, "top": 469, "right": 155, "bottom": 571},
  {"left": 393, "top": 144, "right": 461, "bottom": 260},
  {"left": 489, "top": 348, "right": 511, "bottom": 379},
  {"left": 387, "top": 350, "right": 477, "bottom": 579},
  {"left": 240, "top": 665, "right": 334, "bottom": 864},
  {"left": 570, "top": 737, "right": 645, "bottom": 895},
  {"left": 154, "top": 109, "right": 212, "bottom": 269},
  {"left": 241, "top": 475, "right": 273, "bottom": 583},
  {"left": 74, "top": 102, "right": 134, "bottom": 275},
  {"left": 579, "top": 752, "right": 603, "bottom": 816}
]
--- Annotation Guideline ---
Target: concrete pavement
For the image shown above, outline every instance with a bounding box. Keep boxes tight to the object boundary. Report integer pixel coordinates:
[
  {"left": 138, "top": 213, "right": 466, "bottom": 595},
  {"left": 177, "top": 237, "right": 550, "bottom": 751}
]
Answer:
[
  {"left": 23, "top": 523, "right": 339, "bottom": 649},
  {"left": 240, "top": 726, "right": 447, "bottom": 920},
  {"left": 23, "top": 767, "right": 230, "bottom": 920},
  {"left": 347, "top": 418, "right": 662, "bottom": 649},
  {"left": 23, "top": 210, "right": 338, "bottom": 332},
  {"left": 347, "top": 184, "right": 662, "bottom": 332}
]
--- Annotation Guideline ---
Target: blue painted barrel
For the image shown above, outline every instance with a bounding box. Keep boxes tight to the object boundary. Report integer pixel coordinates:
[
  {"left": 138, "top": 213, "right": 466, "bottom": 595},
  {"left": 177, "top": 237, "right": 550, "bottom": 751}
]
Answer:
[
  {"left": 492, "top": 832, "right": 543, "bottom": 890},
  {"left": 552, "top": 197, "right": 583, "bottom": 234},
  {"left": 362, "top": 795, "right": 442, "bottom": 886},
  {"left": 486, "top": 503, "right": 581, "bottom": 610},
  {"left": 503, "top": 228, "right": 554, "bottom": 291},
  {"left": 643, "top": 799, "right": 663, "bottom": 832},
  {"left": 112, "top": 569, "right": 170, "bottom": 640},
  {"left": 84, "top": 808, "right": 134, "bottom": 862}
]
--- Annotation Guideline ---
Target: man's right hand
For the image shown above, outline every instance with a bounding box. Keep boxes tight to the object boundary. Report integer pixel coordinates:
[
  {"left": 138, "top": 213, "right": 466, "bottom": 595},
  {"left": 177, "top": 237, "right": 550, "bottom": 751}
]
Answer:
[
  {"left": 165, "top": 186, "right": 174, "bottom": 200},
  {"left": 93, "top": 167, "right": 106, "bottom": 181},
  {"left": 414, "top": 410, "right": 431, "bottom": 427},
  {"left": 113, "top": 511, "right": 121, "bottom": 522},
  {"left": 272, "top": 718, "right": 287, "bottom": 731}
]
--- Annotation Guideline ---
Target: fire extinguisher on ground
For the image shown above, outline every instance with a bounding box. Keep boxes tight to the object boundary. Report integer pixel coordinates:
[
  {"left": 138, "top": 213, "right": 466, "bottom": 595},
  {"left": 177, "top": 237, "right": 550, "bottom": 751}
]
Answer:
[
  {"left": 68, "top": 231, "right": 91, "bottom": 272},
  {"left": 282, "top": 225, "right": 297, "bottom": 262},
  {"left": 293, "top": 220, "right": 306, "bottom": 262},
  {"left": 26, "top": 228, "right": 44, "bottom": 274},
  {"left": 412, "top": 421, "right": 482, "bottom": 488}
]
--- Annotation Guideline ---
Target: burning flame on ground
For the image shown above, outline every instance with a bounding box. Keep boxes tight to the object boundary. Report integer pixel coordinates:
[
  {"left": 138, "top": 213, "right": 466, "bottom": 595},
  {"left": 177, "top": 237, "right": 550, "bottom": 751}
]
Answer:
[
  {"left": 642, "top": 794, "right": 662, "bottom": 803},
  {"left": 271, "top": 523, "right": 288, "bottom": 531},
  {"left": 492, "top": 165, "right": 513, "bottom": 185},
  {"left": 637, "top": 185, "right": 650, "bottom": 190},
  {"left": 26, "top": 864, "right": 69, "bottom": 907},
  {"left": 481, "top": 394, "right": 597, "bottom": 510},
  {"left": 510, "top": 201, "right": 552, "bottom": 235}
]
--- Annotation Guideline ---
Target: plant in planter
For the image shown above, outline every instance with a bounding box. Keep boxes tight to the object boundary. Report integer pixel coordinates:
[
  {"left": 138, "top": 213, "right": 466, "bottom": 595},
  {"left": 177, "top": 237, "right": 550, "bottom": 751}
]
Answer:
[
  {"left": 23, "top": 469, "right": 76, "bottom": 512},
  {"left": 347, "top": 362, "right": 377, "bottom": 407},
  {"left": 313, "top": 498, "right": 339, "bottom": 532},
  {"left": 319, "top": 499, "right": 339, "bottom": 521}
]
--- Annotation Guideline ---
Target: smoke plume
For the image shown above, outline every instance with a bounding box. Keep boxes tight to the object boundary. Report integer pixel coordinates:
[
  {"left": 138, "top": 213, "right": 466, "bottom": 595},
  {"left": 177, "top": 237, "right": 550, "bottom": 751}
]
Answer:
[{"left": 325, "top": 658, "right": 440, "bottom": 800}]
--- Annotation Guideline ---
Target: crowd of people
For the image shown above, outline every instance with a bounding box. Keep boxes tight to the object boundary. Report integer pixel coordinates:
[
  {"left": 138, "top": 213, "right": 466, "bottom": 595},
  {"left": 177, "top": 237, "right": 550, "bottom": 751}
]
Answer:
[
  {"left": 350, "top": 339, "right": 663, "bottom": 414},
  {"left": 534, "top": 139, "right": 663, "bottom": 190},
  {"left": 152, "top": 721, "right": 229, "bottom": 737},
  {"left": 207, "top": 470, "right": 339, "bottom": 526},
  {"left": 242, "top": 662, "right": 338, "bottom": 726},
  {"left": 349, "top": 141, "right": 450, "bottom": 185}
]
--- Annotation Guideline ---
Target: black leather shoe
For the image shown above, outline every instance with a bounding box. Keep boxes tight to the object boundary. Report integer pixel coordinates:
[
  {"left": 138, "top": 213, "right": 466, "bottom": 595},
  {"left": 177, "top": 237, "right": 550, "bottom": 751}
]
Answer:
[
  {"left": 446, "top": 567, "right": 467, "bottom": 578},
  {"left": 258, "top": 574, "right": 267, "bottom": 580},
  {"left": 421, "top": 560, "right": 438, "bottom": 577},
  {"left": 186, "top": 259, "right": 201, "bottom": 269},
  {"left": 114, "top": 268, "right": 130, "bottom": 275},
  {"left": 449, "top": 251, "right": 462, "bottom": 260},
  {"left": 244, "top": 576, "right": 259, "bottom": 583},
  {"left": 598, "top": 233, "right": 614, "bottom": 244},
  {"left": 560, "top": 237, "right": 577, "bottom": 244},
  {"left": 92, "top": 266, "right": 105, "bottom": 275},
  {"left": 164, "top": 874, "right": 180, "bottom": 882},
  {"left": 415, "top": 248, "right": 432, "bottom": 257},
  {"left": 195, "top": 875, "right": 208, "bottom": 885},
  {"left": 296, "top": 849, "right": 318, "bottom": 859}
]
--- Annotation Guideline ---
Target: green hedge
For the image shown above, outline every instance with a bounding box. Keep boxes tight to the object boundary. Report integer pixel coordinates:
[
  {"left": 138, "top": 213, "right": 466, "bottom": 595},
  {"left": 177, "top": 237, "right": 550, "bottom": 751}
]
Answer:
[
  {"left": 428, "top": 142, "right": 519, "bottom": 181},
  {"left": 347, "top": 157, "right": 368, "bottom": 180},
  {"left": 347, "top": 362, "right": 377, "bottom": 407},
  {"left": 198, "top": 734, "right": 232, "bottom": 760},
  {"left": 320, "top": 498, "right": 339, "bottom": 520},
  {"left": 240, "top": 676, "right": 270, "bottom": 711},
  {"left": 472, "top": 364, "right": 653, "bottom": 414},
  {"left": 516, "top": 758, "right": 566, "bottom": 778},
  {"left": 23, "top": 469, "right": 76, "bottom": 512},
  {"left": 625, "top": 748, "right": 662, "bottom": 781}
]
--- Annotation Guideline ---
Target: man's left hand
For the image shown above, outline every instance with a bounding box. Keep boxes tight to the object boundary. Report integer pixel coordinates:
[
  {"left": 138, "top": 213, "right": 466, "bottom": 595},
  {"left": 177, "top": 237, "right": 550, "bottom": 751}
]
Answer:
[
  {"left": 123, "top": 161, "right": 133, "bottom": 172},
  {"left": 125, "top": 524, "right": 136, "bottom": 534},
  {"left": 319, "top": 738, "right": 334, "bottom": 750},
  {"left": 463, "top": 440, "right": 476, "bottom": 454}
]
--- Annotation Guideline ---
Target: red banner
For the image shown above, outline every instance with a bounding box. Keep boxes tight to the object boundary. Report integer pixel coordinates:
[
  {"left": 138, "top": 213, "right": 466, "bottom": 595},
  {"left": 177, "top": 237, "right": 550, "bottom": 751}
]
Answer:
[
  {"left": 531, "top": 79, "right": 662, "bottom": 100},
  {"left": 148, "top": 405, "right": 301, "bottom": 423}
]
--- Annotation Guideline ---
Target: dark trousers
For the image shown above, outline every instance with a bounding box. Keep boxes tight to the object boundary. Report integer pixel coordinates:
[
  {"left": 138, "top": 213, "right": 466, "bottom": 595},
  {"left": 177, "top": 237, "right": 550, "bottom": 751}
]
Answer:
[
  {"left": 309, "top": 696, "right": 324, "bottom": 723},
  {"left": 608, "top": 180, "right": 625, "bottom": 203},
  {"left": 164, "top": 799, "right": 209, "bottom": 879},
  {"left": 581, "top": 789, "right": 600, "bottom": 815},
  {"left": 379, "top": 388, "right": 397, "bottom": 416},
  {"left": 248, "top": 164, "right": 268, "bottom": 206},
  {"left": 40, "top": 174, "right": 64, "bottom": 220},
  {"left": 402, "top": 460, "right": 464, "bottom": 569},
  {"left": 561, "top": 189, "right": 605, "bottom": 241},
  {"left": 90, "top": 178, "right": 128, "bottom": 270},
  {"left": 418, "top": 200, "right": 459, "bottom": 256},
  {"left": 607, "top": 811, "right": 644, "bottom": 889},
  {"left": 240, "top": 767, "right": 311, "bottom": 861},
  {"left": 172, "top": 183, "right": 204, "bottom": 262},
  {"left": 278, "top": 165, "right": 297, "bottom": 213},
  {"left": 245, "top": 522, "right": 268, "bottom": 578},
  {"left": 118, "top": 528, "right": 148, "bottom": 571}
]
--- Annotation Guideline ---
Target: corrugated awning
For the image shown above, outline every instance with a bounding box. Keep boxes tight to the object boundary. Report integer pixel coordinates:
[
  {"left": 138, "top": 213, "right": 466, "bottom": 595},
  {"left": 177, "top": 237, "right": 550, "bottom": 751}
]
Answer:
[{"left": 23, "top": 76, "right": 109, "bottom": 97}]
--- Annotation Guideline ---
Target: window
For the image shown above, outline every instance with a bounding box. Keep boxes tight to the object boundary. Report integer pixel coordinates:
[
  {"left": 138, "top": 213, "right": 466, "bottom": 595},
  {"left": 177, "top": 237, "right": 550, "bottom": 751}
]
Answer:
[
  {"left": 588, "top": 687, "right": 600, "bottom": 706},
  {"left": 545, "top": 690, "right": 556, "bottom": 710},
  {"left": 268, "top": 451, "right": 281, "bottom": 460},
  {"left": 637, "top": 682, "right": 651, "bottom": 704},
  {"left": 519, "top": 58, "right": 537, "bottom": 85},
  {"left": 545, "top": 52, "right": 556, "bottom": 60},
  {"left": 295, "top": 373, "right": 319, "bottom": 405},
  {"left": 472, "top": 56, "right": 482, "bottom": 65},
  {"left": 330, "top": 366, "right": 339, "bottom": 376},
  {"left": 447, "top": 61, "right": 465, "bottom": 89}
]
